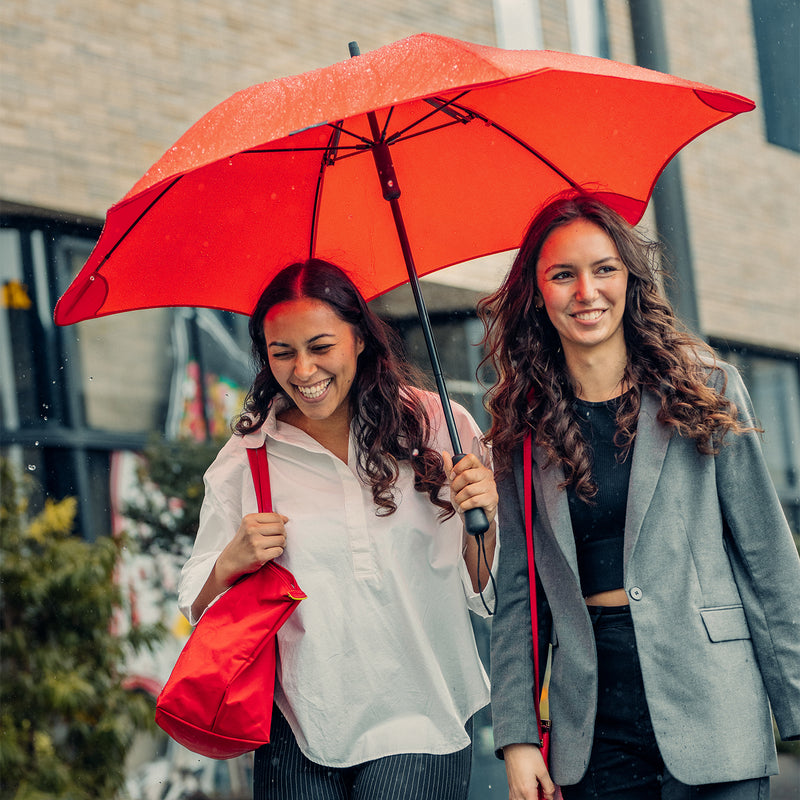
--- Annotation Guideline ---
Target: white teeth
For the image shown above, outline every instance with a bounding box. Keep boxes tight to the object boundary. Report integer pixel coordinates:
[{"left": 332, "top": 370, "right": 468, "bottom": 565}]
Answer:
[
  {"left": 296, "top": 378, "right": 332, "bottom": 399},
  {"left": 573, "top": 310, "right": 604, "bottom": 321}
]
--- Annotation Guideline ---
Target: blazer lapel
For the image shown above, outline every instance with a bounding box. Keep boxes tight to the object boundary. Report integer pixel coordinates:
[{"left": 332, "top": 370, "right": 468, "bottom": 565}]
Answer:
[
  {"left": 531, "top": 442, "right": 581, "bottom": 583},
  {"left": 624, "top": 391, "right": 672, "bottom": 567}
]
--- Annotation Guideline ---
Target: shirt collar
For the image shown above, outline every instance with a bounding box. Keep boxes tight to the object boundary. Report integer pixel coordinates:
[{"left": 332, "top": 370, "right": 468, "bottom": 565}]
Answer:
[{"left": 240, "top": 396, "right": 290, "bottom": 449}]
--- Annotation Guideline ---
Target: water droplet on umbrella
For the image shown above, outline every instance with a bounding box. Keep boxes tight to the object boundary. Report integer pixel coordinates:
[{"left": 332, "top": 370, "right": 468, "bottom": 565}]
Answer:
[{"left": 27, "top": 464, "right": 36, "bottom": 471}]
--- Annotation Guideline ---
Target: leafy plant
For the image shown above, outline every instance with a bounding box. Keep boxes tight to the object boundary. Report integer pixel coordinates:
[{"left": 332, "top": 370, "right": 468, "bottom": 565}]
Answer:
[{"left": 0, "top": 459, "right": 163, "bottom": 800}]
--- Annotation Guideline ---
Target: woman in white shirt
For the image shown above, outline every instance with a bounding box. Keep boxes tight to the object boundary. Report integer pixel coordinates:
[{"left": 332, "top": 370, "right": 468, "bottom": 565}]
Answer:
[{"left": 179, "top": 258, "right": 498, "bottom": 800}]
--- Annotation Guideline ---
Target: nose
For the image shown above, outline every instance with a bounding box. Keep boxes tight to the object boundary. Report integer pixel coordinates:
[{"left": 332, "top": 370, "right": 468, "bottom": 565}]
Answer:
[
  {"left": 575, "top": 273, "right": 599, "bottom": 303},
  {"left": 293, "top": 350, "right": 316, "bottom": 381}
]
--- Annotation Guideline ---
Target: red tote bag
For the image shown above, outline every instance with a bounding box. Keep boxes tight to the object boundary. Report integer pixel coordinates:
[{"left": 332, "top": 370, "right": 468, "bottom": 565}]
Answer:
[{"left": 155, "top": 444, "right": 305, "bottom": 759}]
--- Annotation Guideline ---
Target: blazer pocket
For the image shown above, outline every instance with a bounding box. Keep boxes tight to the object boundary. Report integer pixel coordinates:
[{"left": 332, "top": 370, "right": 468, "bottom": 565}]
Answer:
[{"left": 699, "top": 604, "right": 751, "bottom": 642}]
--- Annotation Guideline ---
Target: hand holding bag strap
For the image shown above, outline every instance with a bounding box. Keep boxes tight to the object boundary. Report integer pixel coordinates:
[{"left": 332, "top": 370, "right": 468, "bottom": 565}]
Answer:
[
  {"left": 524, "top": 433, "right": 545, "bottom": 746},
  {"left": 247, "top": 444, "right": 272, "bottom": 513},
  {"left": 155, "top": 441, "right": 305, "bottom": 760}
]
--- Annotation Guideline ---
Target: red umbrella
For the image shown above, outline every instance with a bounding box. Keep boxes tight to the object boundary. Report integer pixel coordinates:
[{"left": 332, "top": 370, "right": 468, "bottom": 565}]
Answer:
[{"left": 54, "top": 33, "right": 753, "bottom": 531}]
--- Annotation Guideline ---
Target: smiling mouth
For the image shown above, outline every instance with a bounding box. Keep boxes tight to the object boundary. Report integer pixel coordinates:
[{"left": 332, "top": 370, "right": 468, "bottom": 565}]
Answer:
[
  {"left": 295, "top": 378, "right": 332, "bottom": 399},
  {"left": 572, "top": 309, "right": 605, "bottom": 321}
]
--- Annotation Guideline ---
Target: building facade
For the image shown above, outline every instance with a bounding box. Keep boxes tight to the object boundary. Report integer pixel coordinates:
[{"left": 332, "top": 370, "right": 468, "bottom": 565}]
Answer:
[{"left": 2, "top": 0, "right": 798, "bottom": 793}]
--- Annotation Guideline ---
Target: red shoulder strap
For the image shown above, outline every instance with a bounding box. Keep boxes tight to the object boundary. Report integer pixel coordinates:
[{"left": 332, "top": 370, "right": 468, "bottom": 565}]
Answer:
[
  {"left": 246, "top": 444, "right": 272, "bottom": 513},
  {"left": 523, "top": 433, "right": 544, "bottom": 740}
]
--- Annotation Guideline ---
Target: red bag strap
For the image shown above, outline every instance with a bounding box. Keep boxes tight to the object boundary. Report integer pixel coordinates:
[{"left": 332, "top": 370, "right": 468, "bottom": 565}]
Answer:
[
  {"left": 246, "top": 444, "right": 272, "bottom": 513},
  {"left": 523, "top": 433, "right": 544, "bottom": 743}
]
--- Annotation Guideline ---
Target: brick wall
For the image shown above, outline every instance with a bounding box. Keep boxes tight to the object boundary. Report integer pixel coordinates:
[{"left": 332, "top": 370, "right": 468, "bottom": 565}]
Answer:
[
  {"left": 660, "top": 0, "right": 799, "bottom": 348},
  {"left": 0, "top": 0, "right": 496, "bottom": 218},
  {"left": 2, "top": 0, "right": 797, "bottom": 352}
]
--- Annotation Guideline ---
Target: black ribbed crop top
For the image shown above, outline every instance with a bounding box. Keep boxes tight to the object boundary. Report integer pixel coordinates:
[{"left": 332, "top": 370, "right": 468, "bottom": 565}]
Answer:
[{"left": 566, "top": 396, "right": 632, "bottom": 598}]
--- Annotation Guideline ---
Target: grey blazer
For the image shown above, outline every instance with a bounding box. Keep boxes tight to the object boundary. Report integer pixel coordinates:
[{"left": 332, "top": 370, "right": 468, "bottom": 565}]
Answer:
[{"left": 490, "top": 362, "right": 800, "bottom": 787}]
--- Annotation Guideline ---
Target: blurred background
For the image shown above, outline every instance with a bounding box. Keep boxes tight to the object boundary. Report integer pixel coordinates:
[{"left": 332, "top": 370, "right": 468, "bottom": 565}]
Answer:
[{"left": 1, "top": 1, "right": 798, "bottom": 798}]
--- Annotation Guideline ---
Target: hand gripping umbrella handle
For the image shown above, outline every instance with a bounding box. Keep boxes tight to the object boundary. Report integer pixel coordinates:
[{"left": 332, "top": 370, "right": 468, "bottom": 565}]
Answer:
[{"left": 451, "top": 454, "right": 491, "bottom": 537}]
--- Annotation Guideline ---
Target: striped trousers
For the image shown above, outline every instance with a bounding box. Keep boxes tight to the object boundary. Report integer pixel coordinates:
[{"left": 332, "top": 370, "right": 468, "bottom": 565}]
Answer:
[{"left": 253, "top": 707, "right": 473, "bottom": 800}]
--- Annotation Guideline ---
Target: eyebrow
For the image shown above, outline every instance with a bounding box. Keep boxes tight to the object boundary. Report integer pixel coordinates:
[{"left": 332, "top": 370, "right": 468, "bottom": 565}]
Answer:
[{"left": 267, "top": 333, "right": 336, "bottom": 348}]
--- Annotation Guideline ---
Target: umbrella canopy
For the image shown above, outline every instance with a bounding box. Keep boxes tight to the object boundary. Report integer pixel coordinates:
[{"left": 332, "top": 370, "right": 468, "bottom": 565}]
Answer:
[{"left": 54, "top": 32, "right": 753, "bottom": 326}]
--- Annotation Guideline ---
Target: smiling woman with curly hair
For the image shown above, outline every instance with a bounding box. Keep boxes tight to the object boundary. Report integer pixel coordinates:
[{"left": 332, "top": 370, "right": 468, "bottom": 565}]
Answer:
[
  {"left": 179, "top": 258, "right": 498, "bottom": 800},
  {"left": 481, "top": 192, "right": 800, "bottom": 800}
]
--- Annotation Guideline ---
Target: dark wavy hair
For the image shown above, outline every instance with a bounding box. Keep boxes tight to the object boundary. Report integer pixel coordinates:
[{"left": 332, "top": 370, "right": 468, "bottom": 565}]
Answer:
[
  {"left": 478, "top": 192, "right": 750, "bottom": 500},
  {"left": 235, "top": 258, "right": 452, "bottom": 518}
]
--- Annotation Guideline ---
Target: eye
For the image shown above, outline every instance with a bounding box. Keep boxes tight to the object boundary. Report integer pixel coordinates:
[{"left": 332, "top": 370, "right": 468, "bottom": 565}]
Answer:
[
  {"left": 550, "top": 270, "right": 573, "bottom": 281},
  {"left": 269, "top": 350, "right": 294, "bottom": 360},
  {"left": 311, "top": 344, "right": 333, "bottom": 353},
  {"left": 597, "top": 260, "right": 625, "bottom": 276}
]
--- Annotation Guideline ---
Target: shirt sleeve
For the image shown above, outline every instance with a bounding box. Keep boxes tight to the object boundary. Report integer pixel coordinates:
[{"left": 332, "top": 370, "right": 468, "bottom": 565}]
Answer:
[
  {"left": 177, "top": 435, "right": 251, "bottom": 625},
  {"left": 447, "top": 398, "right": 501, "bottom": 618},
  {"left": 490, "top": 452, "right": 544, "bottom": 755},
  {"left": 713, "top": 362, "right": 800, "bottom": 740}
]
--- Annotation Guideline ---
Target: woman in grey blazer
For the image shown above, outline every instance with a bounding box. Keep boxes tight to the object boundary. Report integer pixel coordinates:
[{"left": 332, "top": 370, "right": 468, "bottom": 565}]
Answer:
[{"left": 479, "top": 194, "right": 800, "bottom": 799}]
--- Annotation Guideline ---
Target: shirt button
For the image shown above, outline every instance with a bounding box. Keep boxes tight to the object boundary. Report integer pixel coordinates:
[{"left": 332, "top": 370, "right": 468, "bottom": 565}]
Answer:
[{"left": 629, "top": 587, "right": 643, "bottom": 601}]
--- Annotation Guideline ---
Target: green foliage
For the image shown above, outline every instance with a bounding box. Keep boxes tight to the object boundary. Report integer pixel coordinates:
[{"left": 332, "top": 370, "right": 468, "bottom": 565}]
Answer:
[
  {"left": 123, "top": 433, "right": 225, "bottom": 557},
  {"left": 0, "top": 460, "right": 163, "bottom": 800}
]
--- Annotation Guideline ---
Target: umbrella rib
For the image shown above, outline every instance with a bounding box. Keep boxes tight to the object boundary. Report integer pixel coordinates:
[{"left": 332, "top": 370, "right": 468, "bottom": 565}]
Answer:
[
  {"left": 325, "top": 121, "right": 374, "bottom": 147},
  {"left": 243, "top": 144, "right": 364, "bottom": 155},
  {"left": 380, "top": 106, "right": 395, "bottom": 141},
  {"left": 385, "top": 92, "right": 472, "bottom": 143},
  {"left": 308, "top": 126, "right": 341, "bottom": 258},
  {"left": 388, "top": 118, "right": 474, "bottom": 145},
  {"left": 443, "top": 101, "right": 582, "bottom": 189},
  {"left": 94, "top": 177, "right": 183, "bottom": 273}
]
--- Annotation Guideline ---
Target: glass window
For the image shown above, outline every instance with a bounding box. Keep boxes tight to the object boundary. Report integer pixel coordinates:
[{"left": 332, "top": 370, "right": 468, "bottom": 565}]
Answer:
[
  {"left": 392, "top": 313, "right": 491, "bottom": 434},
  {"left": 750, "top": 0, "right": 800, "bottom": 151},
  {"left": 53, "top": 235, "right": 177, "bottom": 433},
  {"left": 0, "top": 228, "right": 28, "bottom": 428},
  {"left": 164, "top": 308, "right": 253, "bottom": 441}
]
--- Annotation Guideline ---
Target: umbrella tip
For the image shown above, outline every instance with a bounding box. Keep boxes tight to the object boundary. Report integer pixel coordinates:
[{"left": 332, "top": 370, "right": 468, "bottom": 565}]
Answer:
[{"left": 348, "top": 41, "right": 360, "bottom": 57}]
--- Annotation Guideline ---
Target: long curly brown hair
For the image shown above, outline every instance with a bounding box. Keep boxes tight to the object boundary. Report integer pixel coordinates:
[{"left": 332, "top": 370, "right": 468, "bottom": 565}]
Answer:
[
  {"left": 478, "top": 193, "right": 750, "bottom": 500},
  {"left": 235, "top": 258, "right": 453, "bottom": 518}
]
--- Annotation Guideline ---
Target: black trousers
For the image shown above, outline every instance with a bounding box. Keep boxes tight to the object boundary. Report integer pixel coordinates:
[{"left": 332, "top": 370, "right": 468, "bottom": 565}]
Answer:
[
  {"left": 560, "top": 605, "right": 769, "bottom": 800},
  {"left": 253, "top": 706, "right": 473, "bottom": 800}
]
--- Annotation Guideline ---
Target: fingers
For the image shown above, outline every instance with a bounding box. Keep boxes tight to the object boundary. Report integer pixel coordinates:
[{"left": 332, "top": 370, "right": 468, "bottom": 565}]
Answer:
[
  {"left": 444, "top": 451, "right": 498, "bottom": 524},
  {"left": 541, "top": 775, "right": 557, "bottom": 800},
  {"left": 224, "top": 513, "right": 287, "bottom": 573},
  {"left": 240, "top": 512, "right": 289, "bottom": 538},
  {"left": 504, "top": 743, "right": 555, "bottom": 800},
  {"left": 442, "top": 450, "right": 454, "bottom": 475}
]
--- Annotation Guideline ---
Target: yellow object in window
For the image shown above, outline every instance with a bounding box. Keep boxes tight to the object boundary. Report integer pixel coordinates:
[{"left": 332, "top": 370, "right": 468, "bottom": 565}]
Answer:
[{"left": 2, "top": 280, "right": 32, "bottom": 310}]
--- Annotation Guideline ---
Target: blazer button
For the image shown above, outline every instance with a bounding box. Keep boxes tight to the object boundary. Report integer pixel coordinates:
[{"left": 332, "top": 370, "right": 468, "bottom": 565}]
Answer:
[{"left": 629, "top": 587, "right": 643, "bottom": 601}]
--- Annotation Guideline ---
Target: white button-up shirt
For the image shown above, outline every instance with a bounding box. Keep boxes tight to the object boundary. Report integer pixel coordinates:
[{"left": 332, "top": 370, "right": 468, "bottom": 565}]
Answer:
[{"left": 178, "top": 391, "right": 496, "bottom": 767}]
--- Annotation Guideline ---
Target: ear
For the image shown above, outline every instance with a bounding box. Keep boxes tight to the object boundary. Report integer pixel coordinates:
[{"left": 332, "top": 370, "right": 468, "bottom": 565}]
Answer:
[{"left": 534, "top": 294, "right": 544, "bottom": 310}]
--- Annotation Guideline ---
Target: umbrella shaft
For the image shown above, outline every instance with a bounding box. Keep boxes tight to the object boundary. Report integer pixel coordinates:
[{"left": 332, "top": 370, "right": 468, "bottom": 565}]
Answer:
[
  {"left": 365, "top": 106, "right": 464, "bottom": 453},
  {"left": 363, "top": 105, "right": 489, "bottom": 535},
  {"left": 387, "top": 195, "right": 463, "bottom": 455}
]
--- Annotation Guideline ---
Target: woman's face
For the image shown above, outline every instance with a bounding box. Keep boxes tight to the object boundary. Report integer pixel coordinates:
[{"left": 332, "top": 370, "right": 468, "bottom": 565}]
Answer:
[
  {"left": 263, "top": 298, "right": 364, "bottom": 427},
  {"left": 535, "top": 218, "right": 629, "bottom": 360}
]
